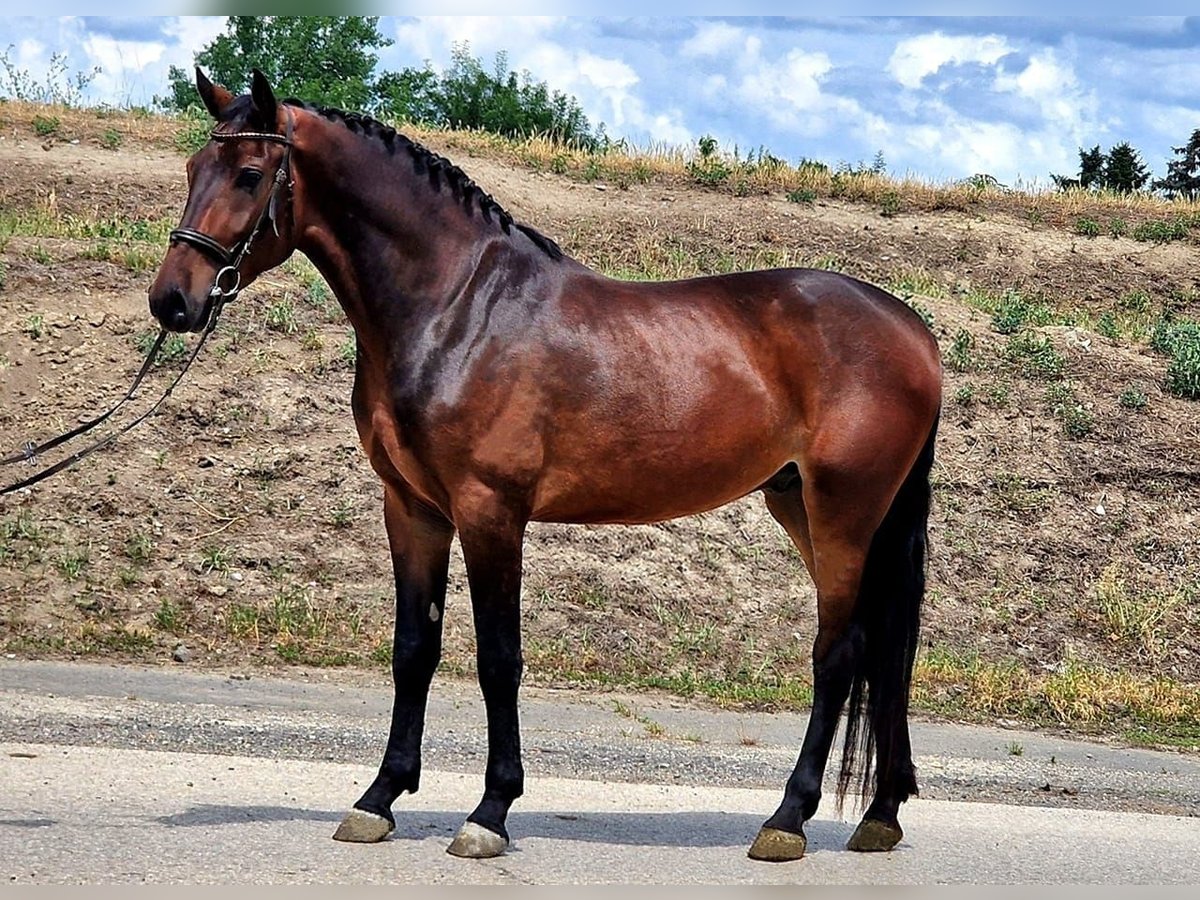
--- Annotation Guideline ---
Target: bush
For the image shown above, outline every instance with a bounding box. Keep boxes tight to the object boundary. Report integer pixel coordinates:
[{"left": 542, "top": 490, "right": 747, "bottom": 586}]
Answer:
[
  {"left": 1148, "top": 316, "right": 1200, "bottom": 399},
  {"left": 785, "top": 188, "right": 816, "bottom": 204},
  {"left": 1074, "top": 217, "right": 1101, "bottom": 237},
  {"left": 1118, "top": 385, "right": 1148, "bottom": 411},
  {"left": 1005, "top": 331, "right": 1065, "bottom": 380},
  {"left": 1167, "top": 337, "right": 1200, "bottom": 399},
  {"left": 946, "top": 328, "right": 977, "bottom": 373},
  {"left": 1132, "top": 219, "right": 1189, "bottom": 243},
  {"left": 991, "top": 289, "right": 1054, "bottom": 335}
]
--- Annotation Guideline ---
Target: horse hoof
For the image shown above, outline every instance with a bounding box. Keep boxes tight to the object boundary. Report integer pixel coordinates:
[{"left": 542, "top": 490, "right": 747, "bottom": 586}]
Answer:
[
  {"left": 332, "top": 808, "right": 394, "bottom": 843},
  {"left": 447, "top": 821, "right": 509, "bottom": 859},
  {"left": 747, "top": 826, "right": 807, "bottom": 862},
  {"left": 847, "top": 818, "right": 903, "bottom": 852}
]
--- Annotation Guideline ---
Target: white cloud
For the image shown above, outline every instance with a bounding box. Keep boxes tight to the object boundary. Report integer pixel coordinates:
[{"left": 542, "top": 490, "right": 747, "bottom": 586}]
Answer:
[
  {"left": 995, "top": 48, "right": 1098, "bottom": 141},
  {"left": 888, "top": 32, "right": 1011, "bottom": 89},
  {"left": 681, "top": 21, "right": 744, "bottom": 58},
  {"left": 729, "top": 47, "right": 889, "bottom": 145}
]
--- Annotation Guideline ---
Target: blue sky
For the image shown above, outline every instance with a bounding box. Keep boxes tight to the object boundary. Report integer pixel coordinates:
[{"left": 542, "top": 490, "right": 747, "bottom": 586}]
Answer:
[{"left": 4, "top": 16, "right": 1200, "bottom": 187}]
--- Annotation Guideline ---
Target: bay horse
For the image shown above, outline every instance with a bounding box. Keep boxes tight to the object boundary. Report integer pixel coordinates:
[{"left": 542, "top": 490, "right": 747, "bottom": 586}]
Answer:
[{"left": 149, "top": 69, "right": 942, "bottom": 862}]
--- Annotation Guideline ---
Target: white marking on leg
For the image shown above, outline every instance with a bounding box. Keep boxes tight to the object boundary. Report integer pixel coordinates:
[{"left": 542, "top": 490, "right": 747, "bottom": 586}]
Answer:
[{"left": 429, "top": 604, "right": 441, "bottom": 622}]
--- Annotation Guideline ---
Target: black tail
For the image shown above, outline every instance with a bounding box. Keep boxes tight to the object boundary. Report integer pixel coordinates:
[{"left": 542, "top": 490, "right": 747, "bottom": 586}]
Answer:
[{"left": 835, "top": 413, "right": 938, "bottom": 811}]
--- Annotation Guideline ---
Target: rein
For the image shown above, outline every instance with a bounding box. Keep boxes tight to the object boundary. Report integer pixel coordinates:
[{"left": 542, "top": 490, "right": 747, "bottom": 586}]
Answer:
[{"left": 0, "top": 109, "right": 295, "bottom": 497}]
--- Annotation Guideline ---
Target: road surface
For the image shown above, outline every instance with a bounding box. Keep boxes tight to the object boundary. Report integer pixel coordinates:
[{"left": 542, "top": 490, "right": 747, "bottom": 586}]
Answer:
[{"left": 1, "top": 659, "right": 1197, "bottom": 883}]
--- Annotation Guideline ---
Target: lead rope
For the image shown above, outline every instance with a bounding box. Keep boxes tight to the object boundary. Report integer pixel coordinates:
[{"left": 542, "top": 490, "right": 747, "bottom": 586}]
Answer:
[
  {"left": 0, "top": 108, "right": 294, "bottom": 497},
  {"left": 0, "top": 308, "right": 225, "bottom": 496}
]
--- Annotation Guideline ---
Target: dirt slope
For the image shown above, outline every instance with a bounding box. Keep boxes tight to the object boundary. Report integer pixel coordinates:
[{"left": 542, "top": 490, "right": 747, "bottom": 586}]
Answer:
[{"left": 1, "top": 113, "right": 1198, "bottom": 734}]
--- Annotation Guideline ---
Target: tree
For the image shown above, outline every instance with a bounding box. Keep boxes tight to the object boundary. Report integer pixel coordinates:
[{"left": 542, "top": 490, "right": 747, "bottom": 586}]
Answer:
[
  {"left": 1052, "top": 143, "right": 1150, "bottom": 194},
  {"left": 1079, "top": 145, "right": 1106, "bottom": 189},
  {"left": 1154, "top": 128, "right": 1200, "bottom": 200},
  {"left": 374, "top": 43, "right": 600, "bottom": 149},
  {"left": 163, "top": 16, "right": 391, "bottom": 112},
  {"left": 1103, "top": 142, "right": 1151, "bottom": 194}
]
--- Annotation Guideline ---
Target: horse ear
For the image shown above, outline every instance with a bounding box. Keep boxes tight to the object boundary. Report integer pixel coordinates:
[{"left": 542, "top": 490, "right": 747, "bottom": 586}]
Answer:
[
  {"left": 195, "top": 67, "right": 232, "bottom": 121},
  {"left": 250, "top": 69, "right": 278, "bottom": 127}
]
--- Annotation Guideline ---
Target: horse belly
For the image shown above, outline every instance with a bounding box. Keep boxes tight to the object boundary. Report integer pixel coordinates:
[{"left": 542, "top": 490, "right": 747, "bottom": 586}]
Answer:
[{"left": 531, "top": 400, "right": 797, "bottom": 525}]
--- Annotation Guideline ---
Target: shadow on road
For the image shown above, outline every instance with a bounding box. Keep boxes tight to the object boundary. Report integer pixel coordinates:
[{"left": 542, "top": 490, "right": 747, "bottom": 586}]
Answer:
[{"left": 153, "top": 804, "right": 857, "bottom": 851}]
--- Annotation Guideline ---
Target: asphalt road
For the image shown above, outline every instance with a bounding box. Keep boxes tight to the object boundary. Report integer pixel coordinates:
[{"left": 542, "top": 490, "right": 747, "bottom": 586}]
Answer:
[{"left": 1, "top": 659, "right": 1197, "bottom": 883}]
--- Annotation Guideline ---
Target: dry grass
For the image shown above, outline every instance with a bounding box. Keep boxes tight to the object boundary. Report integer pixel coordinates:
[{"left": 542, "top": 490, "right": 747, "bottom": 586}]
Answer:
[{"left": 5, "top": 98, "right": 1199, "bottom": 239}]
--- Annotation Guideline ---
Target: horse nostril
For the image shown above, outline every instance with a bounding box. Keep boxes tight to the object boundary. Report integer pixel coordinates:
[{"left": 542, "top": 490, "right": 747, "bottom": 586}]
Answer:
[{"left": 166, "top": 288, "right": 190, "bottom": 331}]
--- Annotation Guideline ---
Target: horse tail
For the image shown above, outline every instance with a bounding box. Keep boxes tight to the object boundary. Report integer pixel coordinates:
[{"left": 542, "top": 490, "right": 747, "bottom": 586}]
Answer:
[{"left": 836, "top": 411, "right": 938, "bottom": 811}]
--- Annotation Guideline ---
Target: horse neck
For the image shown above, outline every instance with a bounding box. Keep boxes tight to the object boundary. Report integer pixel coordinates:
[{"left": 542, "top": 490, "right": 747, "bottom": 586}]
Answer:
[{"left": 290, "top": 116, "right": 494, "bottom": 348}]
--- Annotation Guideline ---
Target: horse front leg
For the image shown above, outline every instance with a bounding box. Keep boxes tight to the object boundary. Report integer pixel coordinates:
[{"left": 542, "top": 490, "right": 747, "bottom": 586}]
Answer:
[
  {"left": 446, "top": 495, "right": 528, "bottom": 859},
  {"left": 333, "top": 484, "right": 454, "bottom": 843}
]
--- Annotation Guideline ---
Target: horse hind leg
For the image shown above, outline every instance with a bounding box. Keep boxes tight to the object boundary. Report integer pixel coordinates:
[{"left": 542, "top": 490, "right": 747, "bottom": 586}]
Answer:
[
  {"left": 748, "top": 477, "right": 873, "bottom": 862},
  {"left": 748, "top": 411, "right": 936, "bottom": 862},
  {"left": 846, "top": 423, "right": 937, "bottom": 852}
]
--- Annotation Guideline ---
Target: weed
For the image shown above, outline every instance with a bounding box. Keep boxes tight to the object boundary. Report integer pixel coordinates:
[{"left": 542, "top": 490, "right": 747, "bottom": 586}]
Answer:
[
  {"left": 1151, "top": 316, "right": 1200, "bottom": 398},
  {"left": 124, "top": 531, "right": 153, "bottom": 564},
  {"left": 57, "top": 546, "right": 90, "bottom": 581},
  {"left": 1118, "top": 290, "right": 1150, "bottom": 313},
  {"left": 1074, "top": 217, "right": 1100, "bottom": 237},
  {"left": 23, "top": 313, "right": 44, "bottom": 339},
  {"left": 990, "top": 472, "right": 1051, "bottom": 515},
  {"left": 1109, "top": 217, "right": 1127, "bottom": 238},
  {"left": 174, "top": 107, "right": 212, "bottom": 154},
  {"left": 880, "top": 190, "right": 902, "bottom": 218},
  {"left": 300, "top": 328, "right": 323, "bottom": 351},
  {"left": 154, "top": 598, "right": 182, "bottom": 634},
  {"left": 27, "top": 245, "right": 51, "bottom": 265},
  {"left": 686, "top": 135, "right": 731, "bottom": 186},
  {"left": 785, "top": 187, "right": 816, "bottom": 204},
  {"left": 1167, "top": 338, "right": 1200, "bottom": 399},
  {"left": 954, "top": 383, "right": 975, "bottom": 406},
  {"left": 1007, "top": 741, "right": 1024, "bottom": 756},
  {"left": 199, "top": 545, "right": 231, "bottom": 574},
  {"left": 132, "top": 329, "right": 188, "bottom": 367},
  {"left": 946, "top": 328, "right": 977, "bottom": 373},
  {"left": 329, "top": 497, "right": 354, "bottom": 528},
  {"left": 982, "top": 380, "right": 1012, "bottom": 408},
  {"left": 32, "top": 114, "right": 59, "bottom": 137},
  {"left": 338, "top": 332, "right": 357, "bottom": 367},
  {"left": 1118, "top": 385, "right": 1148, "bottom": 411},
  {"left": 1005, "top": 331, "right": 1065, "bottom": 380},
  {"left": 265, "top": 296, "right": 298, "bottom": 334},
  {"left": 0, "top": 259, "right": 6, "bottom": 293},
  {"left": 1096, "top": 311, "right": 1120, "bottom": 340},
  {"left": 906, "top": 300, "right": 935, "bottom": 330},
  {"left": 1094, "top": 565, "right": 1186, "bottom": 657},
  {"left": 120, "top": 247, "right": 157, "bottom": 273},
  {"left": 99, "top": 128, "right": 122, "bottom": 150},
  {"left": 889, "top": 266, "right": 947, "bottom": 300},
  {"left": 1045, "top": 382, "right": 1093, "bottom": 438}
]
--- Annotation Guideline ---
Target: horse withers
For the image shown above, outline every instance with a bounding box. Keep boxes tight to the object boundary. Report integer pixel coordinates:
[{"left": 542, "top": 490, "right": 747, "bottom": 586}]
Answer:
[{"left": 148, "top": 68, "right": 942, "bottom": 862}]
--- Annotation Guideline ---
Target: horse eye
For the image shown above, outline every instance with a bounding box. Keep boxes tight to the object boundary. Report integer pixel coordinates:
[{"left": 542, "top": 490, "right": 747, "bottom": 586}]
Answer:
[{"left": 236, "top": 168, "right": 263, "bottom": 191}]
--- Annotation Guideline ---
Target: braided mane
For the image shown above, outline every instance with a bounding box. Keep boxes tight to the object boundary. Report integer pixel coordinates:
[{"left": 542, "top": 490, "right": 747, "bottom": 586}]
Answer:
[{"left": 283, "top": 100, "right": 563, "bottom": 261}]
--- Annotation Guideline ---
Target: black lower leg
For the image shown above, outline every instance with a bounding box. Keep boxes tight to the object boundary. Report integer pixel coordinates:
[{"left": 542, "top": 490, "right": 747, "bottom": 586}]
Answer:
[
  {"left": 764, "top": 626, "right": 862, "bottom": 834},
  {"left": 353, "top": 499, "right": 452, "bottom": 822},
  {"left": 459, "top": 514, "right": 527, "bottom": 843}
]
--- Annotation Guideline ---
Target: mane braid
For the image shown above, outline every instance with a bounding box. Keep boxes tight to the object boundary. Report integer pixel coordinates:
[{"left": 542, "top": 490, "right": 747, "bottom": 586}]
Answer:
[{"left": 285, "top": 100, "right": 563, "bottom": 261}]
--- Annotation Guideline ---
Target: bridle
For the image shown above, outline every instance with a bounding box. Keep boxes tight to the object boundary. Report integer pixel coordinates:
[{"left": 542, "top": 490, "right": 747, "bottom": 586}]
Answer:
[
  {"left": 169, "top": 104, "right": 295, "bottom": 316},
  {"left": 1, "top": 107, "right": 296, "bottom": 496}
]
